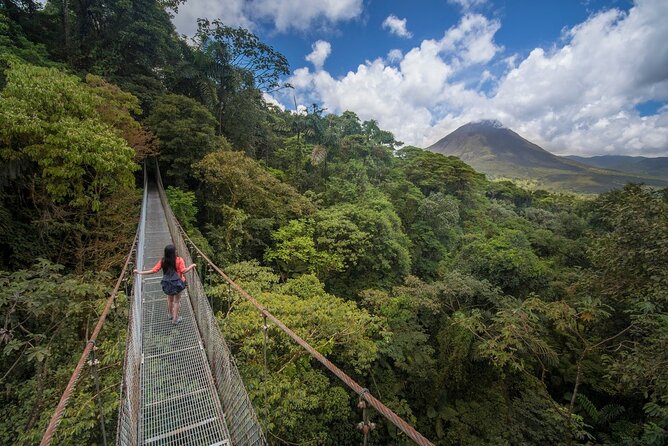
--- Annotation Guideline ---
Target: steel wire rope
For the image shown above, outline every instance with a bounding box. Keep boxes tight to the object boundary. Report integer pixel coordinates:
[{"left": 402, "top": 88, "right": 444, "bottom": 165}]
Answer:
[
  {"left": 152, "top": 159, "right": 432, "bottom": 445},
  {"left": 170, "top": 208, "right": 436, "bottom": 446},
  {"left": 116, "top": 162, "right": 146, "bottom": 446},
  {"left": 155, "top": 160, "right": 265, "bottom": 445},
  {"left": 40, "top": 231, "right": 139, "bottom": 446}
]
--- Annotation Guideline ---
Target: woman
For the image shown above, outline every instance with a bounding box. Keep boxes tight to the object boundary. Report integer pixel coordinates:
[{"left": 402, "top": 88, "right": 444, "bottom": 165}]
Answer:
[{"left": 134, "top": 244, "right": 196, "bottom": 324}]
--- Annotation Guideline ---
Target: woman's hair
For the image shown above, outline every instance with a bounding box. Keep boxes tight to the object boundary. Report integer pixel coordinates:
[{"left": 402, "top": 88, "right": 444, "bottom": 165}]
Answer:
[{"left": 162, "top": 244, "right": 177, "bottom": 275}]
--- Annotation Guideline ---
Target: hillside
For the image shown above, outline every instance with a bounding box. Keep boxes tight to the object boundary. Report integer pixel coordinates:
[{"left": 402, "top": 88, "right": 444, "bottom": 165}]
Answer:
[
  {"left": 565, "top": 155, "right": 668, "bottom": 180},
  {"left": 427, "top": 120, "right": 668, "bottom": 193}
]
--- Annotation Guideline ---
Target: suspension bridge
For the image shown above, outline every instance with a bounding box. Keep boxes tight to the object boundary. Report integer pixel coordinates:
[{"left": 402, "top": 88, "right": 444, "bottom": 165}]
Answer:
[{"left": 39, "top": 164, "right": 435, "bottom": 446}]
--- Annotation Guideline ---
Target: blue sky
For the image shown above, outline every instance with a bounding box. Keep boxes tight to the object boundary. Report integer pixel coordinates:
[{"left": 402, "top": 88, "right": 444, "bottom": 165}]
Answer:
[
  {"left": 264, "top": 0, "right": 626, "bottom": 79},
  {"left": 174, "top": 0, "right": 668, "bottom": 157}
]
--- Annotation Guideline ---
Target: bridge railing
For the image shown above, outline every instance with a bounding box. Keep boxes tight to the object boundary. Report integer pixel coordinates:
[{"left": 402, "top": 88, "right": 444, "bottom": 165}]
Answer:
[
  {"left": 154, "top": 162, "right": 435, "bottom": 446},
  {"left": 41, "top": 187, "right": 140, "bottom": 446},
  {"left": 116, "top": 165, "right": 147, "bottom": 446},
  {"left": 155, "top": 161, "right": 267, "bottom": 446}
]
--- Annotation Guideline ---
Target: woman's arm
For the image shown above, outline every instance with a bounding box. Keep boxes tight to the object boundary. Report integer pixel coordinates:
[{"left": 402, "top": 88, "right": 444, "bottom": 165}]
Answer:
[
  {"left": 134, "top": 259, "right": 162, "bottom": 275},
  {"left": 133, "top": 269, "right": 154, "bottom": 275},
  {"left": 176, "top": 257, "right": 196, "bottom": 274}
]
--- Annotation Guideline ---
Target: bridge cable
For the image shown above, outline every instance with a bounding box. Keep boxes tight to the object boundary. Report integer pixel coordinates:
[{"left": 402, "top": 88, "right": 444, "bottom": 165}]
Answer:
[
  {"left": 175, "top": 219, "right": 435, "bottom": 446},
  {"left": 40, "top": 232, "right": 138, "bottom": 446}
]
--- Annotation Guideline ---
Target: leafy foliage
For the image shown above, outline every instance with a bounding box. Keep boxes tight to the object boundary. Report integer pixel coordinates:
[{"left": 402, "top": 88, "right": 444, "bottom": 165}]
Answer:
[
  {"left": 147, "top": 94, "right": 218, "bottom": 188},
  {"left": 264, "top": 219, "right": 343, "bottom": 280},
  {"left": 194, "top": 148, "right": 313, "bottom": 263},
  {"left": 0, "top": 260, "right": 126, "bottom": 445},
  {"left": 0, "top": 12, "right": 53, "bottom": 67},
  {"left": 0, "top": 58, "right": 140, "bottom": 270},
  {"left": 2, "top": 6, "right": 666, "bottom": 446},
  {"left": 217, "top": 265, "right": 377, "bottom": 444}
]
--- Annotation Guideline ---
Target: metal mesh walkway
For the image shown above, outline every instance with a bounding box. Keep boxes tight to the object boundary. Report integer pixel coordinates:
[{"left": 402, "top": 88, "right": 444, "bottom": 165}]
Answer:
[
  {"left": 48, "top": 163, "right": 429, "bottom": 446},
  {"left": 138, "top": 184, "right": 231, "bottom": 446}
]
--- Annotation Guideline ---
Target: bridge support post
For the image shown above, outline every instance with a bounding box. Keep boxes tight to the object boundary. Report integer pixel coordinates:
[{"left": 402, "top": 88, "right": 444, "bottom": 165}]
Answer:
[
  {"left": 88, "top": 343, "right": 108, "bottom": 446},
  {"left": 357, "top": 391, "right": 376, "bottom": 446}
]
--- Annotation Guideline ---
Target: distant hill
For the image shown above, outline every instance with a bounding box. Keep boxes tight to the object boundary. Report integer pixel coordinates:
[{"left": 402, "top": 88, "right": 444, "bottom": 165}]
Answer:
[
  {"left": 427, "top": 120, "right": 668, "bottom": 193},
  {"left": 564, "top": 155, "right": 668, "bottom": 180}
]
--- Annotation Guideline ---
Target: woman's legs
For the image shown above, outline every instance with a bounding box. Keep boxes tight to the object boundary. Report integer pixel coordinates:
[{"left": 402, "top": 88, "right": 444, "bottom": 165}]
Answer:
[
  {"left": 167, "top": 295, "right": 174, "bottom": 318},
  {"left": 171, "top": 293, "right": 182, "bottom": 323}
]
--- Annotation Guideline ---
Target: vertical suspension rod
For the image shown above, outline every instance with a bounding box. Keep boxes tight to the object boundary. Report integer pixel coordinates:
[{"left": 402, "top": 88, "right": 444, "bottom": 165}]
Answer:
[{"left": 89, "top": 345, "right": 108, "bottom": 446}]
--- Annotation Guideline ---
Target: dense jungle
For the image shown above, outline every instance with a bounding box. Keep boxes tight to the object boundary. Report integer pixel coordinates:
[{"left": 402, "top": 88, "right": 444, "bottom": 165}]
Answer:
[{"left": 0, "top": 1, "right": 667, "bottom": 445}]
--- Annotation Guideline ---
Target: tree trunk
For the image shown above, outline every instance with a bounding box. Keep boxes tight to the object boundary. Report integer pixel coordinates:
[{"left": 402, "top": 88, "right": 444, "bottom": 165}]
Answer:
[
  {"left": 566, "top": 351, "right": 586, "bottom": 446},
  {"left": 61, "top": 0, "right": 71, "bottom": 63},
  {"left": 24, "top": 361, "right": 46, "bottom": 432}
]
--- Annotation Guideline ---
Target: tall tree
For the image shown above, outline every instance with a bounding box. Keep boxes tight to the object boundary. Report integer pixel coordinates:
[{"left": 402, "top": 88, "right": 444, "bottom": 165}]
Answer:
[
  {"left": 587, "top": 185, "right": 668, "bottom": 443},
  {"left": 193, "top": 19, "right": 290, "bottom": 148},
  {"left": 0, "top": 58, "right": 139, "bottom": 269},
  {"left": 194, "top": 148, "right": 313, "bottom": 263},
  {"left": 146, "top": 93, "right": 218, "bottom": 188}
]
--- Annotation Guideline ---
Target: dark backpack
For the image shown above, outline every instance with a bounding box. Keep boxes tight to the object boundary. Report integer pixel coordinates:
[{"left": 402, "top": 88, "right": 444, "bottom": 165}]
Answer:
[{"left": 161, "top": 271, "right": 186, "bottom": 295}]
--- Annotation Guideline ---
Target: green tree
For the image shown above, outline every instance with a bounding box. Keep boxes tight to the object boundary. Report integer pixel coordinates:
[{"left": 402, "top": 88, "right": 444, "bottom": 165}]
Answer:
[
  {"left": 147, "top": 93, "right": 218, "bottom": 188},
  {"left": 410, "top": 192, "right": 461, "bottom": 278},
  {"left": 264, "top": 219, "right": 343, "bottom": 280},
  {"left": 165, "top": 186, "right": 198, "bottom": 230},
  {"left": 362, "top": 118, "right": 401, "bottom": 147},
  {"left": 42, "top": 0, "right": 183, "bottom": 106},
  {"left": 397, "top": 146, "right": 484, "bottom": 198},
  {"left": 218, "top": 263, "right": 377, "bottom": 445},
  {"left": 0, "top": 59, "right": 139, "bottom": 270},
  {"left": 458, "top": 229, "right": 549, "bottom": 296},
  {"left": 0, "top": 59, "right": 137, "bottom": 208},
  {"left": 329, "top": 110, "right": 363, "bottom": 139},
  {"left": 0, "top": 260, "right": 126, "bottom": 445},
  {"left": 587, "top": 185, "right": 668, "bottom": 443},
  {"left": 313, "top": 193, "right": 412, "bottom": 295},
  {"left": 193, "top": 19, "right": 290, "bottom": 150},
  {"left": 194, "top": 148, "right": 313, "bottom": 263},
  {"left": 85, "top": 74, "right": 157, "bottom": 161},
  {"left": 0, "top": 12, "right": 53, "bottom": 67}
]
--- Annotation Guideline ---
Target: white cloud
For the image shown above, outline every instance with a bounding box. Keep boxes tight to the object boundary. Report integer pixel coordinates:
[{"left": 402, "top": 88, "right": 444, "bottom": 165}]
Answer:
[
  {"left": 283, "top": 14, "right": 499, "bottom": 145},
  {"left": 382, "top": 15, "right": 413, "bottom": 38},
  {"left": 485, "top": 0, "right": 668, "bottom": 155},
  {"left": 440, "top": 13, "right": 502, "bottom": 66},
  {"left": 503, "top": 54, "right": 518, "bottom": 70},
  {"left": 263, "top": 92, "right": 286, "bottom": 110},
  {"left": 173, "top": 0, "right": 363, "bottom": 36},
  {"left": 174, "top": 0, "right": 251, "bottom": 36},
  {"left": 306, "top": 40, "right": 332, "bottom": 71},
  {"left": 387, "top": 49, "right": 403, "bottom": 63},
  {"left": 448, "top": 0, "right": 488, "bottom": 12},
  {"left": 285, "top": 0, "right": 668, "bottom": 156},
  {"left": 250, "top": 0, "right": 363, "bottom": 32}
]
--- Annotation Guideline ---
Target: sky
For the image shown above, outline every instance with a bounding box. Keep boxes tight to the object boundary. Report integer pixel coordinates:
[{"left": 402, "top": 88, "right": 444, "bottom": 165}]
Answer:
[{"left": 173, "top": 0, "right": 668, "bottom": 157}]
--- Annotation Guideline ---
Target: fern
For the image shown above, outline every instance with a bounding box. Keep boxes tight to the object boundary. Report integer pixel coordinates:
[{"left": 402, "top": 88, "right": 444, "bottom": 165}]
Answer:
[
  {"left": 598, "top": 404, "right": 625, "bottom": 424},
  {"left": 577, "top": 395, "right": 626, "bottom": 426},
  {"left": 644, "top": 402, "right": 668, "bottom": 418},
  {"left": 577, "top": 393, "right": 599, "bottom": 422},
  {"left": 642, "top": 422, "right": 668, "bottom": 446}
]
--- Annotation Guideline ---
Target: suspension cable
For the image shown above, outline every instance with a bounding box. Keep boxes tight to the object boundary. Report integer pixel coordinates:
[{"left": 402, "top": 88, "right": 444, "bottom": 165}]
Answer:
[
  {"left": 175, "top": 220, "right": 435, "bottom": 446},
  {"left": 40, "top": 232, "right": 138, "bottom": 446}
]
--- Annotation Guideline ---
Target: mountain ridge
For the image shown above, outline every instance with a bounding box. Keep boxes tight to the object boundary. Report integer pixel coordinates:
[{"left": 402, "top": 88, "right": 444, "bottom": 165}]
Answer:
[
  {"left": 427, "top": 121, "right": 668, "bottom": 193},
  {"left": 564, "top": 155, "right": 668, "bottom": 180}
]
